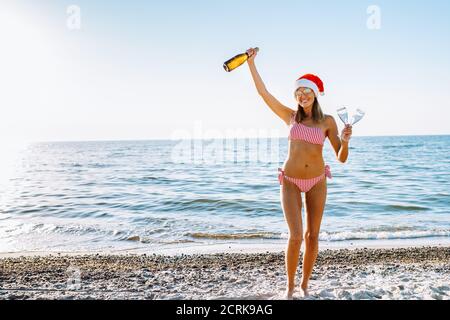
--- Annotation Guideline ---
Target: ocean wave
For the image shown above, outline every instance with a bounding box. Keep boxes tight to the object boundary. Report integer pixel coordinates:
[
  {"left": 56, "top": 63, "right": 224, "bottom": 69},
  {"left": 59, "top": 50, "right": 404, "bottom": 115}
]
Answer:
[
  {"left": 333, "top": 202, "right": 432, "bottom": 212},
  {"left": 382, "top": 144, "right": 424, "bottom": 149},
  {"left": 156, "top": 198, "right": 273, "bottom": 213},
  {"left": 121, "top": 176, "right": 178, "bottom": 185},
  {"left": 320, "top": 229, "right": 450, "bottom": 241},
  {"left": 128, "top": 228, "right": 450, "bottom": 242},
  {"left": 142, "top": 238, "right": 197, "bottom": 245},
  {"left": 186, "top": 231, "right": 281, "bottom": 240},
  {"left": 383, "top": 204, "right": 429, "bottom": 211}
]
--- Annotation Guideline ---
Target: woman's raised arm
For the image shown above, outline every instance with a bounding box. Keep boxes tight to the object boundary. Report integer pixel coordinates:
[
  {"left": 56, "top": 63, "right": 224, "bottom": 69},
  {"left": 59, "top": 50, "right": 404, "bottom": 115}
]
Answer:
[{"left": 246, "top": 48, "right": 294, "bottom": 125}]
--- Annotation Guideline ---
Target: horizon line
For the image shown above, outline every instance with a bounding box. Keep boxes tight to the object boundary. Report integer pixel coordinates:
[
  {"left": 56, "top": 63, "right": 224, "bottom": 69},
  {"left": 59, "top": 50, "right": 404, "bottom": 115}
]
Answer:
[{"left": 24, "top": 133, "right": 450, "bottom": 144}]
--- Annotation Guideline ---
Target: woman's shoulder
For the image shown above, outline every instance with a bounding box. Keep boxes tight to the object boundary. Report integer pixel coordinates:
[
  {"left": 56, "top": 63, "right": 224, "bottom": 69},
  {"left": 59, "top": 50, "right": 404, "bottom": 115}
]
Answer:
[
  {"left": 323, "top": 114, "right": 336, "bottom": 123},
  {"left": 322, "top": 114, "right": 339, "bottom": 130}
]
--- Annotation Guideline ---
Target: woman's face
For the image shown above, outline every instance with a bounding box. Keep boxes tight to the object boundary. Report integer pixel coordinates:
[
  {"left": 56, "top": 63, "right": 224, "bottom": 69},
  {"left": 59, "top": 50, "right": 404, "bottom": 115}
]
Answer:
[{"left": 295, "top": 87, "right": 315, "bottom": 109}]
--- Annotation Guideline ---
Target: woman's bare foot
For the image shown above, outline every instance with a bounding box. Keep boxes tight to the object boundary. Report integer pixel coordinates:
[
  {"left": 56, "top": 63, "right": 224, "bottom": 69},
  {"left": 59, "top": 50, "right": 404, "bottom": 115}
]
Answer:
[
  {"left": 300, "top": 287, "right": 309, "bottom": 298},
  {"left": 300, "top": 283, "right": 309, "bottom": 298},
  {"left": 284, "top": 288, "right": 294, "bottom": 300}
]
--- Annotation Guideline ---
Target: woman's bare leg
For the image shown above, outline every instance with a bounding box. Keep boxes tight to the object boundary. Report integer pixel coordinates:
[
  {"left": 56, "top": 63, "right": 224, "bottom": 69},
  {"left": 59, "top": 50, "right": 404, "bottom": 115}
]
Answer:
[
  {"left": 301, "top": 176, "right": 327, "bottom": 296},
  {"left": 280, "top": 179, "right": 303, "bottom": 298}
]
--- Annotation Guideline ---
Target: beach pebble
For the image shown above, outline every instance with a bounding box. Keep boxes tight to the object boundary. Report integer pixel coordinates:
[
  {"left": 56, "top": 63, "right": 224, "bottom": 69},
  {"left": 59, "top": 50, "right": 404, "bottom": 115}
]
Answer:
[
  {"left": 127, "top": 236, "right": 140, "bottom": 242},
  {"left": 431, "top": 293, "right": 443, "bottom": 300},
  {"left": 329, "top": 280, "right": 340, "bottom": 286},
  {"left": 352, "top": 290, "right": 373, "bottom": 300},
  {"left": 336, "top": 290, "right": 352, "bottom": 300},
  {"left": 432, "top": 286, "right": 447, "bottom": 294},
  {"left": 318, "top": 289, "right": 335, "bottom": 299}
]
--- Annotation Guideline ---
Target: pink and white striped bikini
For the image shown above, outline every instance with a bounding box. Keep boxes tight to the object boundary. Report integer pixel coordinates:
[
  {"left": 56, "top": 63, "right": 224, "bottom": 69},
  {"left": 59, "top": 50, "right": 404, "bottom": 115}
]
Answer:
[{"left": 278, "top": 111, "right": 332, "bottom": 193}]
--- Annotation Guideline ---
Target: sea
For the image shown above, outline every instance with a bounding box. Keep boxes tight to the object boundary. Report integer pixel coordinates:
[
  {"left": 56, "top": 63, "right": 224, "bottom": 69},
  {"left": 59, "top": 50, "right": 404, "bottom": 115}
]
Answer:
[{"left": 0, "top": 135, "right": 449, "bottom": 254}]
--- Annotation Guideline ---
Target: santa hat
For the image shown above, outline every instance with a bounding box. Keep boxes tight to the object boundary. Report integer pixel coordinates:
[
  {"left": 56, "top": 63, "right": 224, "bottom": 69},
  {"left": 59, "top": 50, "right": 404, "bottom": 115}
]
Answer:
[{"left": 294, "top": 74, "right": 324, "bottom": 97}]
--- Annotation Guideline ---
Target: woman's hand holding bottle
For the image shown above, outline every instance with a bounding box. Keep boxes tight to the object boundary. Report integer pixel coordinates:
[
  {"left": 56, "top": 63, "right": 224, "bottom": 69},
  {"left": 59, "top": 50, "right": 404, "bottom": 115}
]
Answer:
[{"left": 246, "top": 47, "right": 258, "bottom": 64}]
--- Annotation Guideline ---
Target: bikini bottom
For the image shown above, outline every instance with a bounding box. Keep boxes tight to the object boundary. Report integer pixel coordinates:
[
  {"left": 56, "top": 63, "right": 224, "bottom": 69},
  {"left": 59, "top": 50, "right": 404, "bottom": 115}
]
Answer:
[{"left": 278, "top": 165, "right": 332, "bottom": 193}]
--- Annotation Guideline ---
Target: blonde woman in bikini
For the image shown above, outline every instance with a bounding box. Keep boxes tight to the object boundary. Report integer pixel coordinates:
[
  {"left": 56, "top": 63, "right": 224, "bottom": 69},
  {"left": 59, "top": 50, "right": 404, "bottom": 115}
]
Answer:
[{"left": 245, "top": 48, "right": 352, "bottom": 299}]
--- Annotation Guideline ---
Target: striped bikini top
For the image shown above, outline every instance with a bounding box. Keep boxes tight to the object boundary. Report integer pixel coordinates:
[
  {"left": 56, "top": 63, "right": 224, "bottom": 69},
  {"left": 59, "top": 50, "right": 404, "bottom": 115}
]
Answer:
[{"left": 289, "top": 111, "right": 326, "bottom": 145}]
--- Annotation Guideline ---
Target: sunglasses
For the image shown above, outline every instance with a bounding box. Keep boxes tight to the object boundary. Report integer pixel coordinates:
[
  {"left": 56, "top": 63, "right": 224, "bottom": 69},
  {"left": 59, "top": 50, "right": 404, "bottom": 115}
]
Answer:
[{"left": 295, "top": 88, "right": 314, "bottom": 96}]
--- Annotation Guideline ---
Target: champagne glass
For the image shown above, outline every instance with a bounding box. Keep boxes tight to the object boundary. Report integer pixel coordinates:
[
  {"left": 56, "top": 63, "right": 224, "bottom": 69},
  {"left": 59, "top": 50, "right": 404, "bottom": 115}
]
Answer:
[
  {"left": 337, "top": 107, "right": 349, "bottom": 125},
  {"left": 349, "top": 108, "right": 365, "bottom": 126}
]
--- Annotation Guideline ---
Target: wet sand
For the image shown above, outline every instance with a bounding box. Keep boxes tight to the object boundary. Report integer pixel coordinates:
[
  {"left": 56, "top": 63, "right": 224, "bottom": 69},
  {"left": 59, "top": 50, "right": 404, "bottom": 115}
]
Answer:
[{"left": 0, "top": 246, "right": 449, "bottom": 300}]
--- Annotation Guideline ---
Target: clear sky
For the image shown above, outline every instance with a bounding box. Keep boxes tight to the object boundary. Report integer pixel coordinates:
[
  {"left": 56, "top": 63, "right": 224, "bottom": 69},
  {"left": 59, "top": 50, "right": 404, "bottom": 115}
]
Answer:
[{"left": 1, "top": 0, "right": 449, "bottom": 143}]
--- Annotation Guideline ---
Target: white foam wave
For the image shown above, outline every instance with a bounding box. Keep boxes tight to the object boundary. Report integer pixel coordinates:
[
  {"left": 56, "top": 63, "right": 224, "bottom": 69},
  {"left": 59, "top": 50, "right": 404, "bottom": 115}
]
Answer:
[{"left": 319, "top": 229, "right": 450, "bottom": 241}]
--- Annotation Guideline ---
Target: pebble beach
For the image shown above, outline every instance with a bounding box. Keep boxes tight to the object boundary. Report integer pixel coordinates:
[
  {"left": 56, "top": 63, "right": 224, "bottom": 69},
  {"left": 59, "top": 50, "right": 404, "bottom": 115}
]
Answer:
[{"left": 1, "top": 246, "right": 449, "bottom": 300}]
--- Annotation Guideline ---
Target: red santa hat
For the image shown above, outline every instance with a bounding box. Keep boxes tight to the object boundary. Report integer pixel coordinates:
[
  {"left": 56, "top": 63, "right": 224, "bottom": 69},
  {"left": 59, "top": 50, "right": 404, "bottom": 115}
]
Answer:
[{"left": 294, "top": 74, "right": 324, "bottom": 97}]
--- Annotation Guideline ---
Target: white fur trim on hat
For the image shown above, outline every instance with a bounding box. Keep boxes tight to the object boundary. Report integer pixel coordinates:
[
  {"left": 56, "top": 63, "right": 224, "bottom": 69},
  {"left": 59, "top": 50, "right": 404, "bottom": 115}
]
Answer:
[{"left": 294, "top": 79, "right": 319, "bottom": 97}]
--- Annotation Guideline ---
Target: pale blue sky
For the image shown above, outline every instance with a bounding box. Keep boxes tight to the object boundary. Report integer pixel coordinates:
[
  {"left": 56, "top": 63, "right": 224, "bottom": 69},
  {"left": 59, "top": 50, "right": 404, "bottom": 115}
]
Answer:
[{"left": 1, "top": 0, "right": 449, "bottom": 142}]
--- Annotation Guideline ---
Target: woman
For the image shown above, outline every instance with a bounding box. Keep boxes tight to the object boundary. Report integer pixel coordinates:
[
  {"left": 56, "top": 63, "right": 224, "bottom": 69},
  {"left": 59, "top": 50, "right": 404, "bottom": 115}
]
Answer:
[{"left": 245, "top": 48, "right": 352, "bottom": 299}]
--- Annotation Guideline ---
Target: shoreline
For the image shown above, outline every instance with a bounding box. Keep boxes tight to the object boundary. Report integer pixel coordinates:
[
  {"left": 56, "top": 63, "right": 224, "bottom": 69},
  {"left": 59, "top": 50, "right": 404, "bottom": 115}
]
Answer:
[
  {"left": 1, "top": 237, "right": 449, "bottom": 258},
  {"left": 0, "top": 246, "right": 449, "bottom": 300}
]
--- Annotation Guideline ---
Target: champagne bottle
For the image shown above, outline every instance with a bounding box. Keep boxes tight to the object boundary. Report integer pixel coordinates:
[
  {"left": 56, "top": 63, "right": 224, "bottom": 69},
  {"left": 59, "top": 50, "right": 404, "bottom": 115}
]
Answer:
[{"left": 223, "top": 47, "right": 259, "bottom": 72}]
